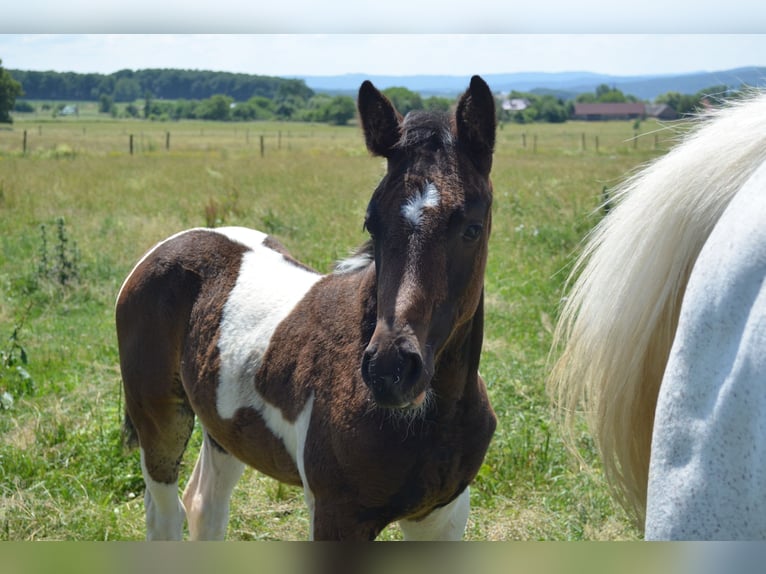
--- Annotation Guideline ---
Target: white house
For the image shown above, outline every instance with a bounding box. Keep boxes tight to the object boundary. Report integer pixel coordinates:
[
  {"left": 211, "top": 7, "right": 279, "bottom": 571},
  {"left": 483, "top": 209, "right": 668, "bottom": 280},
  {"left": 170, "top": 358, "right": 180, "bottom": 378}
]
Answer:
[{"left": 502, "top": 98, "right": 530, "bottom": 112}]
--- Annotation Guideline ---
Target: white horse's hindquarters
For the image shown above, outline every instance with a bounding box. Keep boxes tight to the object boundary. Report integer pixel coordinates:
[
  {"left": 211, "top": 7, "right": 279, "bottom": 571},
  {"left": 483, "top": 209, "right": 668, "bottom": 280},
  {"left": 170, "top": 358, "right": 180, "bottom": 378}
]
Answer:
[{"left": 646, "top": 160, "right": 766, "bottom": 540}]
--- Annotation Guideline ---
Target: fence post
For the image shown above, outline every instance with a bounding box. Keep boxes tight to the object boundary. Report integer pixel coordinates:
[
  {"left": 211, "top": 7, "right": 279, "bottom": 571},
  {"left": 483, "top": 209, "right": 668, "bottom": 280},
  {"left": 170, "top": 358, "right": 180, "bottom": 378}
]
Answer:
[
  {"left": 23, "top": 130, "right": 27, "bottom": 155},
  {"left": 595, "top": 135, "right": 599, "bottom": 153},
  {"left": 533, "top": 134, "right": 537, "bottom": 153},
  {"left": 260, "top": 135, "right": 265, "bottom": 158},
  {"left": 166, "top": 131, "right": 170, "bottom": 151},
  {"left": 278, "top": 131, "right": 282, "bottom": 150},
  {"left": 129, "top": 134, "right": 134, "bottom": 155},
  {"left": 581, "top": 132, "right": 586, "bottom": 151}
]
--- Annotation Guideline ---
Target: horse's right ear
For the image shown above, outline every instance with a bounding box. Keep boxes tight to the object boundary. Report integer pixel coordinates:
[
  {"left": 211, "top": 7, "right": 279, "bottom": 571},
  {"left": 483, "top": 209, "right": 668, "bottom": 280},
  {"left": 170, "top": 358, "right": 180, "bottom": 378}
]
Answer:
[{"left": 358, "top": 80, "right": 403, "bottom": 158}]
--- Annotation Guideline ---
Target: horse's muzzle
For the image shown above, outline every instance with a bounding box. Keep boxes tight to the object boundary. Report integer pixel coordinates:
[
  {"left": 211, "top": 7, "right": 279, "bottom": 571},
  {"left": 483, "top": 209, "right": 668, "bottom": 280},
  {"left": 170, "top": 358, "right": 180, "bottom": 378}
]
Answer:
[{"left": 361, "top": 336, "right": 426, "bottom": 409}]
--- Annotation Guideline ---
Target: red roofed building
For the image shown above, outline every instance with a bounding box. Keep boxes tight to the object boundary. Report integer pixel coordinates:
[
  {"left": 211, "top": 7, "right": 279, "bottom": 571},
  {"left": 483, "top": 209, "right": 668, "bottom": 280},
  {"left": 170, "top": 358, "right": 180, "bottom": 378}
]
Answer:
[{"left": 573, "top": 102, "right": 646, "bottom": 121}]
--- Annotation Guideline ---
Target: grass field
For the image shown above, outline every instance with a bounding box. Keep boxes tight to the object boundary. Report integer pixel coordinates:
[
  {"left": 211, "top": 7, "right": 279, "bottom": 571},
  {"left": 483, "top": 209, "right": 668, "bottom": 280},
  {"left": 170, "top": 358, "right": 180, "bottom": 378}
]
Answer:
[{"left": 0, "top": 111, "right": 682, "bottom": 541}]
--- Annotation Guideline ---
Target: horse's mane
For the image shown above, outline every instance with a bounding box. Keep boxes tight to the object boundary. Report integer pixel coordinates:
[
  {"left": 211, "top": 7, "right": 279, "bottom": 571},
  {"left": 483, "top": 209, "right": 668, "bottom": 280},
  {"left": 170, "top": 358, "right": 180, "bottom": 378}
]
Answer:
[{"left": 334, "top": 240, "right": 374, "bottom": 274}]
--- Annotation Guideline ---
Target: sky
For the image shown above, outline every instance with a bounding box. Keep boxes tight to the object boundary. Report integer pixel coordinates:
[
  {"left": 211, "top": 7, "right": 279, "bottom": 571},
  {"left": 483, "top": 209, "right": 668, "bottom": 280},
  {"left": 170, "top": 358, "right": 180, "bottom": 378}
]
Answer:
[{"left": 2, "top": 34, "right": 766, "bottom": 79}]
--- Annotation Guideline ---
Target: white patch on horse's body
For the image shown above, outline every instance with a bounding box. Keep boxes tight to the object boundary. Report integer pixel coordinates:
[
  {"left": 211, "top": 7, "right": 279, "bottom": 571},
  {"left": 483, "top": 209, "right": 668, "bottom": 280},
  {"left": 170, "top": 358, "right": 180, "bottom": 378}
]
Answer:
[
  {"left": 646, "top": 158, "right": 766, "bottom": 540},
  {"left": 213, "top": 226, "right": 271, "bottom": 250},
  {"left": 215, "top": 229, "right": 321, "bottom": 461},
  {"left": 399, "top": 487, "right": 470, "bottom": 540},
  {"left": 140, "top": 448, "right": 186, "bottom": 540},
  {"left": 293, "top": 395, "right": 317, "bottom": 538},
  {"left": 402, "top": 182, "right": 440, "bottom": 227}
]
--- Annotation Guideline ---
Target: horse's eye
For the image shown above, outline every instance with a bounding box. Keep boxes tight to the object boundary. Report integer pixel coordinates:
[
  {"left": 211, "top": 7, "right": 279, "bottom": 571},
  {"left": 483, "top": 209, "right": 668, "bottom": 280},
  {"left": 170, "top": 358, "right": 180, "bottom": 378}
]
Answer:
[{"left": 463, "top": 224, "right": 483, "bottom": 242}]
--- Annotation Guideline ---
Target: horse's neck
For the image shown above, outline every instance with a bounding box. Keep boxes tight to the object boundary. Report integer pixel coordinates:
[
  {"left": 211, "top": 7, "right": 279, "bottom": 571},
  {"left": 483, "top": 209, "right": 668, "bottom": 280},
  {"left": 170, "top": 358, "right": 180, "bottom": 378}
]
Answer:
[{"left": 432, "top": 291, "right": 485, "bottom": 403}]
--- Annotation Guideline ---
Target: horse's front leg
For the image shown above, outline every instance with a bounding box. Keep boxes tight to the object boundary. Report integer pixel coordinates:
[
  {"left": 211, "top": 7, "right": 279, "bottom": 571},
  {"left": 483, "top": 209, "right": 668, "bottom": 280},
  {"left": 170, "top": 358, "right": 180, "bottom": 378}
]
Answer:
[
  {"left": 310, "top": 497, "right": 384, "bottom": 541},
  {"left": 398, "top": 487, "right": 470, "bottom": 541}
]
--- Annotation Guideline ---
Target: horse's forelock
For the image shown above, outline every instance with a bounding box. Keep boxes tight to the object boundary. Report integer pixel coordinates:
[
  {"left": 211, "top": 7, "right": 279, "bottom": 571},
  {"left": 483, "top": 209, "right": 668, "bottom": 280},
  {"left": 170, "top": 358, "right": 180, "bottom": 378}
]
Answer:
[{"left": 397, "top": 111, "right": 454, "bottom": 151}]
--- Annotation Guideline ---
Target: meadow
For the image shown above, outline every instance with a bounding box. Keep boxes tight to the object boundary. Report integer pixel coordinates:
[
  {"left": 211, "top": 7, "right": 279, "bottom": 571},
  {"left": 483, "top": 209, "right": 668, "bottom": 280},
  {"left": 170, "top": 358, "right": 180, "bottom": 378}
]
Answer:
[{"left": 0, "top": 109, "right": 681, "bottom": 540}]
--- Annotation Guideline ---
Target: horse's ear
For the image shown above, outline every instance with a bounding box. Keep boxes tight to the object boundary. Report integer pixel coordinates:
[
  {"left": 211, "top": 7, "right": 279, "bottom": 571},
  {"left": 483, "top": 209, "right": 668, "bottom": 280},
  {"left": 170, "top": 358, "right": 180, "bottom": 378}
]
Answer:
[
  {"left": 455, "top": 75, "right": 496, "bottom": 176},
  {"left": 358, "top": 80, "right": 403, "bottom": 158}
]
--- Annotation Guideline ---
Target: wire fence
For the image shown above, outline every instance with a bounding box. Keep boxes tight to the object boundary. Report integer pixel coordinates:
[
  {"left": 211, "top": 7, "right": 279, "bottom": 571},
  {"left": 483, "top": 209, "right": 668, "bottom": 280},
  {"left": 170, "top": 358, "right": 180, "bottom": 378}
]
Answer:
[{"left": 0, "top": 119, "right": 685, "bottom": 158}]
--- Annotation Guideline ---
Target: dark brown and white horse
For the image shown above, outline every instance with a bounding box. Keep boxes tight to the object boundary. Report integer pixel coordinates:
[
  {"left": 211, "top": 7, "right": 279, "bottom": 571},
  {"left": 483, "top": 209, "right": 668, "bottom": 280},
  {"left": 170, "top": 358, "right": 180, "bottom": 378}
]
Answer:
[{"left": 116, "top": 76, "right": 497, "bottom": 541}]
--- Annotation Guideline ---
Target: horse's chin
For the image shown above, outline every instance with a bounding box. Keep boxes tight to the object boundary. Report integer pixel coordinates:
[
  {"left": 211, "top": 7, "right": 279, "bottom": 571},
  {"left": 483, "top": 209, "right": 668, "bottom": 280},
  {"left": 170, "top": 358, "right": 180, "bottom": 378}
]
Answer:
[{"left": 373, "top": 386, "right": 430, "bottom": 412}]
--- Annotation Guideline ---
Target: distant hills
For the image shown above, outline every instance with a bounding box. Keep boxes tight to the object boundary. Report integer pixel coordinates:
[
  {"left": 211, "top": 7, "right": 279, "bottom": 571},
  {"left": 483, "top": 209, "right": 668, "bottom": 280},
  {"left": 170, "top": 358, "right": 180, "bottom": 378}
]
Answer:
[{"left": 298, "top": 66, "right": 766, "bottom": 101}]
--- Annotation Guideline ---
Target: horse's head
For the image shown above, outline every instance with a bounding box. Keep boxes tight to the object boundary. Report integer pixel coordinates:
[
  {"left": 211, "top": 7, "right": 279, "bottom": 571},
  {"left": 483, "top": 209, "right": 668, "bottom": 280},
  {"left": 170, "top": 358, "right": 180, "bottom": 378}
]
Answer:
[{"left": 357, "top": 76, "right": 495, "bottom": 410}]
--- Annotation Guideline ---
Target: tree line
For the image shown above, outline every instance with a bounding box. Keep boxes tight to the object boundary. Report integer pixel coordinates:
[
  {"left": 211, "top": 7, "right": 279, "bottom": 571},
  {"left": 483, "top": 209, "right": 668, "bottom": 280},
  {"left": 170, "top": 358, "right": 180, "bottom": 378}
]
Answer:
[
  {"left": 9, "top": 68, "right": 313, "bottom": 103},
  {"left": 7, "top": 68, "right": 458, "bottom": 125},
  {"left": 2, "top": 65, "right": 752, "bottom": 125}
]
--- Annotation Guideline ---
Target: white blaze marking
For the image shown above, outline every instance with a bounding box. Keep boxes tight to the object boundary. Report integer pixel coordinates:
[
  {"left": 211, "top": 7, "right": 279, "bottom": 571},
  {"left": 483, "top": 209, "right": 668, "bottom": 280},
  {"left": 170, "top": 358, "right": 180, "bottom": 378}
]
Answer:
[{"left": 402, "top": 182, "right": 440, "bottom": 227}]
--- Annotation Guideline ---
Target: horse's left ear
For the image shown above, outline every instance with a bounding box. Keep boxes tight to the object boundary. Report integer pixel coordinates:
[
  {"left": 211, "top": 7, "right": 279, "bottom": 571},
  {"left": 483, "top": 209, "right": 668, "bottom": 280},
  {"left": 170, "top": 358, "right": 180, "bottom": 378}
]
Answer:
[
  {"left": 358, "top": 80, "right": 403, "bottom": 158},
  {"left": 456, "top": 75, "right": 496, "bottom": 176}
]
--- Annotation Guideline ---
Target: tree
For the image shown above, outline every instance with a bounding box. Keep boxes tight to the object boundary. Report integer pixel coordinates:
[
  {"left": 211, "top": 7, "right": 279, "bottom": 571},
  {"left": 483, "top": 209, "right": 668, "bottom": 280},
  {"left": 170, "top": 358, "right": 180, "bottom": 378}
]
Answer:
[
  {"left": 595, "top": 83, "right": 613, "bottom": 99},
  {"left": 423, "top": 96, "right": 451, "bottom": 113},
  {"left": 577, "top": 84, "right": 633, "bottom": 104},
  {"left": 143, "top": 92, "right": 153, "bottom": 119},
  {"left": 382, "top": 87, "right": 423, "bottom": 116},
  {"left": 324, "top": 96, "right": 356, "bottom": 126},
  {"left": 98, "top": 93, "right": 114, "bottom": 114},
  {"left": 196, "top": 94, "right": 232, "bottom": 121},
  {"left": 655, "top": 87, "right": 727, "bottom": 116},
  {"left": 0, "top": 59, "right": 23, "bottom": 123},
  {"left": 113, "top": 77, "right": 141, "bottom": 102},
  {"left": 536, "top": 95, "right": 569, "bottom": 123}
]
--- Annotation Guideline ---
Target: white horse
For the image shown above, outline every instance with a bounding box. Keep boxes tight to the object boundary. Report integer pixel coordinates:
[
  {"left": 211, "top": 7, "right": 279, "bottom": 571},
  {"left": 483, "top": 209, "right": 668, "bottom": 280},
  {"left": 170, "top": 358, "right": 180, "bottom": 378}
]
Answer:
[{"left": 549, "top": 91, "right": 766, "bottom": 540}]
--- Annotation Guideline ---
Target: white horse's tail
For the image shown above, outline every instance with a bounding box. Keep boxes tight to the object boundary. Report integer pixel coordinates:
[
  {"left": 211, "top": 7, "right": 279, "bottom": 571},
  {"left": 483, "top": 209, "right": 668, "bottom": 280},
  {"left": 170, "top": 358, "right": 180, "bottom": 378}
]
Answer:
[{"left": 549, "top": 92, "right": 766, "bottom": 527}]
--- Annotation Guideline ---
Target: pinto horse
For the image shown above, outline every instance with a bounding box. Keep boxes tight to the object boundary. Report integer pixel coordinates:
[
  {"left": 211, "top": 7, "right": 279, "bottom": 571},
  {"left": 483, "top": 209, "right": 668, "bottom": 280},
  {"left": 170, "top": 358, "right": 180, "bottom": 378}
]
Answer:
[
  {"left": 549, "top": 91, "right": 766, "bottom": 539},
  {"left": 116, "top": 76, "right": 497, "bottom": 541}
]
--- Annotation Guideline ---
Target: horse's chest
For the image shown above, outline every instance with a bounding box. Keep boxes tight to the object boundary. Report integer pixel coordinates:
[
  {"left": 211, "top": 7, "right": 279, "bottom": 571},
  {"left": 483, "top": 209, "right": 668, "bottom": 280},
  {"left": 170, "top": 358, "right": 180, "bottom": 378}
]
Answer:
[{"left": 307, "top": 413, "right": 482, "bottom": 519}]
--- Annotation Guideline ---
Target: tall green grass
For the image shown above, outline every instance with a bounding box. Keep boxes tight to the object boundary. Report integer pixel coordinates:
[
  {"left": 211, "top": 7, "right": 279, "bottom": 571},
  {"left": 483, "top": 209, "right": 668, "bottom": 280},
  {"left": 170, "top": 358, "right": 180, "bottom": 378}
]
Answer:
[{"left": 0, "top": 116, "right": 679, "bottom": 540}]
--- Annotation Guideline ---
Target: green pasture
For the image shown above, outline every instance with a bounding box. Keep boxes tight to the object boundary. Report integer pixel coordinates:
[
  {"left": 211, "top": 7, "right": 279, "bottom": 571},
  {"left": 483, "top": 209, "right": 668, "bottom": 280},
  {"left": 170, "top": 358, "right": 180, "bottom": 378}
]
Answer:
[{"left": 0, "top": 114, "right": 680, "bottom": 540}]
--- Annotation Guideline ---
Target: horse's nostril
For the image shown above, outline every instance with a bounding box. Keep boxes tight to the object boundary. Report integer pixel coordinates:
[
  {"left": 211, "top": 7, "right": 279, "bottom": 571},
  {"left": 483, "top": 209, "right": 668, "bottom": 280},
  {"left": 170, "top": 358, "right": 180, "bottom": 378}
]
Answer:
[{"left": 398, "top": 349, "right": 423, "bottom": 386}]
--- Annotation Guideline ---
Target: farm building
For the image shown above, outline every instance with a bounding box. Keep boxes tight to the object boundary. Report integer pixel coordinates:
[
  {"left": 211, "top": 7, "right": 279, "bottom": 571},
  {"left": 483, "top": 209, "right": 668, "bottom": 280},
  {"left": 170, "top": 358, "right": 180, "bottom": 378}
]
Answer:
[
  {"left": 502, "top": 98, "right": 530, "bottom": 112},
  {"left": 573, "top": 102, "right": 646, "bottom": 121},
  {"left": 645, "top": 103, "right": 678, "bottom": 120}
]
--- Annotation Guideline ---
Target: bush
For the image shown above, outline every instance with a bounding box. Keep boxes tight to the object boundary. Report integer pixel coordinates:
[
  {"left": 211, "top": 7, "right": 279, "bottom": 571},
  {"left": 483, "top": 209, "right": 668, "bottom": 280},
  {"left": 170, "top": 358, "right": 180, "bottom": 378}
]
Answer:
[{"left": 14, "top": 101, "right": 35, "bottom": 113}]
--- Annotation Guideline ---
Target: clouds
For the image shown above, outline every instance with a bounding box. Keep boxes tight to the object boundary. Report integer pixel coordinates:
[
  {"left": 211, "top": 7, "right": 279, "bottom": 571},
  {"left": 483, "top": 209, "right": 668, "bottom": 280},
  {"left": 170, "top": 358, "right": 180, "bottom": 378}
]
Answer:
[
  {"left": 1, "top": 34, "right": 766, "bottom": 78},
  {"left": 2, "top": 0, "right": 765, "bottom": 33}
]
